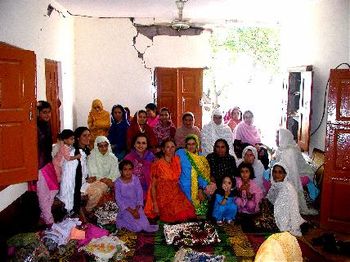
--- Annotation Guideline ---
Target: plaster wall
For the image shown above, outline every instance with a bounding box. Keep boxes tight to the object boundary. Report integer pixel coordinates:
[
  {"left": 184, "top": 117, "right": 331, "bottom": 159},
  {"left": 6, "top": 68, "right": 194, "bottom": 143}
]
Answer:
[
  {"left": 279, "top": 0, "right": 349, "bottom": 153},
  {"left": 0, "top": 0, "right": 75, "bottom": 211},
  {"left": 74, "top": 17, "right": 211, "bottom": 127}
]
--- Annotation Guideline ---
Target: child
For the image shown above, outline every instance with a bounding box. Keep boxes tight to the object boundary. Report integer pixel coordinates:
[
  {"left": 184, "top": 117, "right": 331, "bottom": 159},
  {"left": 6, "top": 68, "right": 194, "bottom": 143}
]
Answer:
[
  {"left": 36, "top": 101, "right": 58, "bottom": 225},
  {"left": 115, "top": 160, "right": 158, "bottom": 232},
  {"left": 235, "top": 162, "right": 263, "bottom": 214},
  {"left": 266, "top": 162, "right": 305, "bottom": 236},
  {"left": 52, "top": 129, "right": 81, "bottom": 182},
  {"left": 212, "top": 175, "right": 238, "bottom": 225}
]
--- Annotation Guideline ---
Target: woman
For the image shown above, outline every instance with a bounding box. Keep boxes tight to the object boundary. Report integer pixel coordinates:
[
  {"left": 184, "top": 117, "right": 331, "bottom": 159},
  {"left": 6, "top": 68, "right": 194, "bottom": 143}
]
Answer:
[
  {"left": 145, "top": 139, "right": 196, "bottom": 222},
  {"left": 86, "top": 136, "right": 120, "bottom": 212},
  {"left": 174, "top": 112, "right": 201, "bottom": 149},
  {"left": 124, "top": 134, "right": 155, "bottom": 201},
  {"left": 233, "top": 110, "right": 261, "bottom": 157},
  {"left": 153, "top": 107, "right": 176, "bottom": 147},
  {"left": 206, "top": 139, "right": 238, "bottom": 186},
  {"left": 225, "top": 106, "right": 242, "bottom": 132},
  {"left": 201, "top": 109, "right": 234, "bottom": 156},
  {"left": 236, "top": 145, "right": 266, "bottom": 194},
  {"left": 275, "top": 128, "right": 318, "bottom": 215},
  {"left": 108, "top": 104, "right": 130, "bottom": 160},
  {"left": 58, "top": 127, "right": 90, "bottom": 215},
  {"left": 126, "top": 110, "right": 157, "bottom": 152},
  {"left": 176, "top": 134, "right": 215, "bottom": 216},
  {"left": 145, "top": 103, "right": 159, "bottom": 128},
  {"left": 87, "top": 99, "right": 110, "bottom": 149},
  {"left": 266, "top": 162, "right": 306, "bottom": 236}
]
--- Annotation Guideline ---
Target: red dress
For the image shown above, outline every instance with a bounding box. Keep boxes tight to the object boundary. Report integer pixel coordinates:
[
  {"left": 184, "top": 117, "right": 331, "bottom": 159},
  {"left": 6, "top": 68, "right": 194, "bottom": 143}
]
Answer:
[{"left": 145, "top": 156, "right": 196, "bottom": 222}]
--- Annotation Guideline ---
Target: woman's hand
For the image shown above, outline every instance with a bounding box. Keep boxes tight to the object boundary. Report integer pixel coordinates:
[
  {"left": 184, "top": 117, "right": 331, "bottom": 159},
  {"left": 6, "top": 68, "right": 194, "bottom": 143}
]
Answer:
[
  {"left": 205, "top": 182, "right": 217, "bottom": 195},
  {"left": 198, "top": 189, "right": 206, "bottom": 202}
]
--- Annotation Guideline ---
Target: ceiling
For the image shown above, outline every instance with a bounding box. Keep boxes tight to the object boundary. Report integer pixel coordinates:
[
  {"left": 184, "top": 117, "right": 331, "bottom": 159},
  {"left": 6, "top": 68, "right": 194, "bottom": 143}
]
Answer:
[{"left": 54, "top": 0, "right": 286, "bottom": 25}]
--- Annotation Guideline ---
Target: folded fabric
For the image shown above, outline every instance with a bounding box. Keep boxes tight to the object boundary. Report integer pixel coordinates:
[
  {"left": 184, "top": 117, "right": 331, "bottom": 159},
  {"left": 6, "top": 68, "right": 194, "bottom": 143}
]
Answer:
[
  {"left": 164, "top": 222, "right": 220, "bottom": 246},
  {"left": 174, "top": 247, "right": 225, "bottom": 262},
  {"left": 78, "top": 223, "right": 109, "bottom": 246}
]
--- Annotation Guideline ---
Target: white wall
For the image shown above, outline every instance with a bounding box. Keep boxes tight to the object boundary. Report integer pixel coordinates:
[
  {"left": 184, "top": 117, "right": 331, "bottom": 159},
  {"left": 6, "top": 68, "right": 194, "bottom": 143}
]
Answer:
[
  {"left": 74, "top": 17, "right": 211, "bottom": 127},
  {"left": 280, "top": 0, "right": 349, "bottom": 153},
  {"left": 0, "top": 0, "right": 75, "bottom": 211}
]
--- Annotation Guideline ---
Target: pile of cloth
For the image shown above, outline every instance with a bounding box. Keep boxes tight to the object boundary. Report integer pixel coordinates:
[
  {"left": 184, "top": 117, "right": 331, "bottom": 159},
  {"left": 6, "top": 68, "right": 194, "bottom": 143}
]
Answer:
[
  {"left": 174, "top": 247, "right": 225, "bottom": 262},
  {"left": 164, "top": 221, "right": 220, "bottom": 246}
]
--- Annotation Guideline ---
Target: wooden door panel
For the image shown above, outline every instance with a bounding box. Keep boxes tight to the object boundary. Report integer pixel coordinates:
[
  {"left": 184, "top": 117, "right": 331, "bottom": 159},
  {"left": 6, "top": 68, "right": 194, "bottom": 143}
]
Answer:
[
  {"left": 155, "top": 68, "right": 179, "bottom": 126},
  {"left": 45, "top": 59, "right": 60, "bottom": 141},
  {"left": 0, "top": 44, "right": 37, "bottom": 186},
  {"left": 298, "top": 72, "right": 312, "bottom": 151}
]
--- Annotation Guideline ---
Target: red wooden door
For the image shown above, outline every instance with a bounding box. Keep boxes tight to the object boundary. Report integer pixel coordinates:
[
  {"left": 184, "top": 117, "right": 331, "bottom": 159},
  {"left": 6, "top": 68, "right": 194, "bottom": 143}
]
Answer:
[
  {"left": 320, "top": 69, "right": 350, "bottom": 232},
  {"left": 0, "top": 43, "right": 38, "bottom": 186},
  {"left": 156, "top": 67, "right": 203, "bottom": 128},
  {"left": 45, "top": 59, "right": 61, "bottom": 142}
]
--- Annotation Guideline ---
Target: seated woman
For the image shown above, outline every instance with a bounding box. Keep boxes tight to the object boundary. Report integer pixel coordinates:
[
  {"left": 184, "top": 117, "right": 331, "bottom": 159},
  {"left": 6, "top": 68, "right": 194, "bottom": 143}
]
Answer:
[
  {"left": 127, "top": 110, "right": 157, "bottom": 153},
  {"left": 87, "top": 99, "right": 110, "bottom": 149},
  {"left": 145, "top": 103, "right": 160, "bottom": 128},
  {"left": 236, "top": 145, "right": 266, "bottom": 194},
  {"left": 115, "top": 160, "right": 158, "bottom": 233},
  {"left": 275, "top": 128, "right": 318, "bottom": 215},
  {"left": 266, "top": 162, "right": 305, "bottom": 236},
  {"left": 235, "top": 162, "right": 263, "bottom": 214},
  {"left": 174, "top": 112, "right": 201, "bottom": 149},
  {"left": 124, "top": 134, "right": 155, "bottom": 201},
  {"left": 144, "top": 139, "right": 196, "bottom": 222},
  {"left": 86, "top": 136, "right": 120, "bottom": 212},
  {"left": 201, "top": 109, "right": 235, "bottom": 156},
  {"left": 153, "top": 107, "right": 176, "bottom": 149},
  {"left": 207, "top": 139, "right": 238, "bottom": 186},
  {"left": 233, "top": 110, "right": 261, "bottom": 158},
  {"left": 176, "top": 134, "right": 216, "bottom": 216},
  {"left": 107, "top": 104, "right": 130, "bottom": 160},
  {"left": 224, "top": 106, "right": 242, "bottom": 132}
]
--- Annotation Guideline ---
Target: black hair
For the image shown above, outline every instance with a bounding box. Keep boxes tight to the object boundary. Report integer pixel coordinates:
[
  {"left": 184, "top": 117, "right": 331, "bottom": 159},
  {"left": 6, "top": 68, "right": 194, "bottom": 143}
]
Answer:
[
  {"left": 111, "top": 104, "right": 126, "bottom": 121},
  {"left": 160, "top": 107, "right": 171, "bottom": 114},
  {"left": 132, "top": 133, "right": 148, "bottom": 149},
  {"left": 237, "top": 162, "right": 255, "bottom": 179},
  {"left": 145, "top": 103, "right": 158, "bottom": 114},
  {"left": 272, "top": 164, "right": 287, "bottom": 174},
  {"left": 37, "top": 100, "right": 51, "bottom": 112},
  {"left": 59, "top": 129, "right": 75, "bottom": 140},
  {"left": 73, "top": 126, "right": 91, "bottom": 155},
  {"left": 213, "top": 138, "right": 229, "bottom": 155},
  {"left": 119, "top": 159, "right": 134, "bottom": 171},
  {"left": 134, "top": 109, "right": 147, "bottom": 119},
  {"left": 221, "top": 175, "right": 236, "bottom": 188}
]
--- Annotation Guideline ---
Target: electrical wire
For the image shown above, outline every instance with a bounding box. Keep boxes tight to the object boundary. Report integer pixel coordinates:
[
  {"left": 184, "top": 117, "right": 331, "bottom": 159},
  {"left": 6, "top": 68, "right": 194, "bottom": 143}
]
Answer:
[{"left": 310, "top": 62, "right": 350, "bottom": 136}]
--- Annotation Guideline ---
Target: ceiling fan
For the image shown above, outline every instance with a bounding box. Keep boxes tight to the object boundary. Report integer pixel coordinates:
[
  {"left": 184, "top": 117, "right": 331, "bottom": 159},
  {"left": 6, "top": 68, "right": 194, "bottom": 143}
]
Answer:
[{"left": 171, "top": 0, "right": 191, "bottom": 30}]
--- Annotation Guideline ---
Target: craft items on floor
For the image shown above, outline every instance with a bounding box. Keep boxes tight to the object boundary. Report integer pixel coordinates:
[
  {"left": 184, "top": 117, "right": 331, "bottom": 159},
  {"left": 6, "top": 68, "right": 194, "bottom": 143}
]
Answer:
[
  {"left": 94, "top": 201, "right": 118, "bottom": 226},
  {"left": 164, "top": 222, "right": 220, "bottom": 246},
  {"left": 80, "top": 235, "right": 129, "bottom": 262},
  {"left": 174, "top": 247, "right": 225, "bottom": 262}
]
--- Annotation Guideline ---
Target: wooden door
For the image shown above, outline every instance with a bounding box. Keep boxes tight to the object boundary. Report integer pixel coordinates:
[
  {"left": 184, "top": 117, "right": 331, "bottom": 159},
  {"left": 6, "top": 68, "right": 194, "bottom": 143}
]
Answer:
[
  {"left": 45, "top": 59, "right": 61, "bottom": 142},
  {"left": 0, "top": 43, "right": 38, "bottom": 186},
  {"left": 156, "top": 67, "right": 203, "bottom": 128},
  {"left": 297, "top": 71, "right": 312, "bottom": 151},
  {"left": 320, "top": 69, "right": 350, "bottom": 232}
]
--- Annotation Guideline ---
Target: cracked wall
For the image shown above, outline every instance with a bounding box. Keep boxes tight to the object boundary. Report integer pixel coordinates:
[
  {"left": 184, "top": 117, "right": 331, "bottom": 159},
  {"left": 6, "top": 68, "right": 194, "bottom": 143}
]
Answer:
[{"left": 75, "top": 17, "right": 212, "bottom": 127}]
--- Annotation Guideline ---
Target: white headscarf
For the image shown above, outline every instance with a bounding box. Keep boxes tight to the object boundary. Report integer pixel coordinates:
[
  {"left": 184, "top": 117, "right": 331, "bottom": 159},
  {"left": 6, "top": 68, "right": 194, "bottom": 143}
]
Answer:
[
  {"left": 275, "top": 128, "right": 317, "bottom": 215},
  {"left": 87, "top": 136, "right": 120, "bottom": 181},
  {"left": 267, "top": 162, "right": 305, "bottom": 237},
  {"left": 237, "top": 145, "right": 265, "bottom": 193},
  {"left": 201, "top": 109, "right": 235, "bottom": 157}
]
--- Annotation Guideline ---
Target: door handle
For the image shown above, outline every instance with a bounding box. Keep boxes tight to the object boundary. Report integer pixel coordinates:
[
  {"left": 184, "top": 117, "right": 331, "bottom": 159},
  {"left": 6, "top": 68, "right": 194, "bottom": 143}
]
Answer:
[{"left": 29, "top": 102, "right": 34, "bottom": 121}]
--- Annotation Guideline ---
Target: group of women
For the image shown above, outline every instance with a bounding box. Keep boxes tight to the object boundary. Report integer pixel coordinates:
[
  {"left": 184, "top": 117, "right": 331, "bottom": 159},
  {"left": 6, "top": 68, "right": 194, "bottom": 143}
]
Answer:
[{"left": 36, "top": 99, "right": 318, "bottom": 238}]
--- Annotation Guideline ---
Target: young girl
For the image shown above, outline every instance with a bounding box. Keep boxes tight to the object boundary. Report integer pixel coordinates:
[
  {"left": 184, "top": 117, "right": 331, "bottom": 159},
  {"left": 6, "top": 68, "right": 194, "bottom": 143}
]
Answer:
[
  {"left": 52, "top": 129, "right": 81, "bottom": 183},
  {"left": 115, "top": 160, "right": 158, "bottom": 232},
  {"left": 235, "top": 162, "right": 263, "bottom": 214},
  {"left": 266, "top": 162, "right": 305, "bottom": 236},
  {"left": 212, "top": 175, "right": 238, "bottom": 225}
]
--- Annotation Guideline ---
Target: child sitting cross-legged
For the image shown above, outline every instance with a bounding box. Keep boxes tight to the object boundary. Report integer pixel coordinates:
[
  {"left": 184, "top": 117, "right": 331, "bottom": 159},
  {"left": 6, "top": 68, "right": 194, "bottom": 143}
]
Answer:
[{"left": 212, "top": 175, "right": 238, "bottom": 225}]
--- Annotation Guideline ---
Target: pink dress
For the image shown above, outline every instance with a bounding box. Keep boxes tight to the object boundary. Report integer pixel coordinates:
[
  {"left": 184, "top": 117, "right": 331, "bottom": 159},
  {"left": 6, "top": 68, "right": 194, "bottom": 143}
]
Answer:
[
  {"left": 52, "top": 143, "right": 71, "bottom": 182},
  {"left": 235, "top": 177, "right": 263, "bottom": 214}
]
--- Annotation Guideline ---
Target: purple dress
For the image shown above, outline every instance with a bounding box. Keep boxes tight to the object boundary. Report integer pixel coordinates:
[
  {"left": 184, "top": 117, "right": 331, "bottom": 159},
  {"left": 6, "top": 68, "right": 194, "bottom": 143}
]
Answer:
[{"left": 115, "top": 176, "right": 158, "bottom": 232}]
